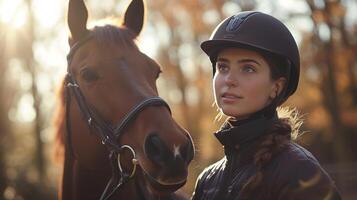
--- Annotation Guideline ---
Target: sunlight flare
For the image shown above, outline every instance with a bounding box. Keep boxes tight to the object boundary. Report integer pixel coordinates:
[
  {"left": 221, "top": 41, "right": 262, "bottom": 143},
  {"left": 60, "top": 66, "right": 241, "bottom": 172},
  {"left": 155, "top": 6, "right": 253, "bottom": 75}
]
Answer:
[
  {"left": 33, "top": 0, "right": 62, "bottom": 28},
  {"left": 0, "top": 0, "right": 27, "bottom": 29}
]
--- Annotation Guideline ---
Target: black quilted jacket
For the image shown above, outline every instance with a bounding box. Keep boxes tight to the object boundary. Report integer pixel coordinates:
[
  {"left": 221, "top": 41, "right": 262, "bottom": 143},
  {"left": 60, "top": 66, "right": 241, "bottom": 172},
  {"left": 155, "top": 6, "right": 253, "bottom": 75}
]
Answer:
[{"left": 191, "top": 116, "right": 342, "bottom": 200}]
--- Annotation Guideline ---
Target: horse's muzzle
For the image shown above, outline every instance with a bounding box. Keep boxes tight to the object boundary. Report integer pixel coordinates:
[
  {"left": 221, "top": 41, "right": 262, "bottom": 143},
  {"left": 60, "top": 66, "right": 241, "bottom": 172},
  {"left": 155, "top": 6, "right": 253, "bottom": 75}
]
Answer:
[{"left": 144, "top": 133, "right": 194, "bottom": 182}]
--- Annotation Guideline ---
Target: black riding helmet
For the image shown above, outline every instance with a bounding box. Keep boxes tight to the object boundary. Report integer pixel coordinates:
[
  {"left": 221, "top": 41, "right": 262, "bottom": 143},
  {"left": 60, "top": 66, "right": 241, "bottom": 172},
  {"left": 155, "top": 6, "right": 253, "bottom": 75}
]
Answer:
[{"left": 201, "top": 11, "right": 300, "bottom": 103}]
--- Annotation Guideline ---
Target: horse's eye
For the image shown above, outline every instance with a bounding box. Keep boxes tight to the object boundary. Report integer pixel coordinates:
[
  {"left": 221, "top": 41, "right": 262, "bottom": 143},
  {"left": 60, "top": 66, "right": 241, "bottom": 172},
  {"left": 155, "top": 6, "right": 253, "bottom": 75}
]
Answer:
[{"left": 80, "top": 68, "right": 99, "bottom": 82}]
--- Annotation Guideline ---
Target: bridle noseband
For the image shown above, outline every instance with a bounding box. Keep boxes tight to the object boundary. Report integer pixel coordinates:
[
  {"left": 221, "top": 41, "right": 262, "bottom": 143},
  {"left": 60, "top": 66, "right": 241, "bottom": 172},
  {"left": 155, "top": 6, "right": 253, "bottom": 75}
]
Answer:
[{"left": 65, "top": 33, "right": 171, "bottom": 200}]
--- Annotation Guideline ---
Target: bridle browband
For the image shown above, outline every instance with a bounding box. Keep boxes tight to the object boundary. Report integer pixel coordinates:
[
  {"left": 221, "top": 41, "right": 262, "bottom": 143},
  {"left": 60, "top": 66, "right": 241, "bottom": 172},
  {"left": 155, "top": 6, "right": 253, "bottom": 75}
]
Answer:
[{"left": 65, "top": 33, "right": 171, "bottom": 200}]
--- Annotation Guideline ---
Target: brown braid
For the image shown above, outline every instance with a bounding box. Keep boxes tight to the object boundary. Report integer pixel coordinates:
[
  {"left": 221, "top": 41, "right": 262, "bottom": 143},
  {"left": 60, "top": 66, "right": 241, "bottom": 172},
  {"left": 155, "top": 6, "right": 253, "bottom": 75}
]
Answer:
[{"left": 239, "top": 109, "right": 302, "bottom": 199}]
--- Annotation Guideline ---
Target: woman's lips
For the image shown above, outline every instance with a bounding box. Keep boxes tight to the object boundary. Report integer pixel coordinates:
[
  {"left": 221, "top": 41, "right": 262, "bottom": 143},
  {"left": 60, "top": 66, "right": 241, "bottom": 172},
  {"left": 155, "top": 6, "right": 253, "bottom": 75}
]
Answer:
[{"left": 221, "top": 92, "right": 242, "bottom": 103}]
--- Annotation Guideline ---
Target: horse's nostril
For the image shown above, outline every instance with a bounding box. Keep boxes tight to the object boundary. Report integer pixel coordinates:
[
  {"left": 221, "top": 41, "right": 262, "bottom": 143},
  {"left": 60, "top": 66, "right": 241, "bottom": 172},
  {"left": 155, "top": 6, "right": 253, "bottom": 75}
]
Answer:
[{"left": 145, "top": 134, "right": 169, "bottom": 165}]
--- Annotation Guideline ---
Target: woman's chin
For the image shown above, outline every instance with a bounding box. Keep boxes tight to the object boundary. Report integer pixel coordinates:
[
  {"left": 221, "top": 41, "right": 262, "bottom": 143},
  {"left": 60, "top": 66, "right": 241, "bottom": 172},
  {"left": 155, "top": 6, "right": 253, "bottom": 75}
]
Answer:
[
  {"left": 220, "top": 104, "right": 257, "bottom": 119},
  {"left": 221, "top": 107, "right": 240, "bottom": 117}
]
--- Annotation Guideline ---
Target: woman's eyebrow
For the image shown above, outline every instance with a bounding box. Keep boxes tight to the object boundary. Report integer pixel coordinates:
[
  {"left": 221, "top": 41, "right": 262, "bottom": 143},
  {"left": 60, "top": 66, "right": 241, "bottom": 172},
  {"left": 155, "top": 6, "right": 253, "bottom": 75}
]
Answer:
[
  {"left": 237, "top": 58, "right": 261, "bottom": 66},
  {"left": 217, "top": 57, "right": 262, "bottom": 66},
  {"left": 217, "top": 57, "right": 230, "bottom": 63}
]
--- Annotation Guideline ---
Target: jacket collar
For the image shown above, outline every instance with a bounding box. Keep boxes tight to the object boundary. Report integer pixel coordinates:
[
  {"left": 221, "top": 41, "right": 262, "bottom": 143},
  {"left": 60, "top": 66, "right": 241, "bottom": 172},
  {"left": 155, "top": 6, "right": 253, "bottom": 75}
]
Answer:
[{"left": 214, "top": 110, "right": 278, "bottom": 150}]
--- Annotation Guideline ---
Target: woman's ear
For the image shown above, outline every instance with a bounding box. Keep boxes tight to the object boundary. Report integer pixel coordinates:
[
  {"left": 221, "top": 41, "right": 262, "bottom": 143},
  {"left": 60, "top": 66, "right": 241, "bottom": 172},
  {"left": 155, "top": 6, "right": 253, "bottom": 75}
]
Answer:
[{"left": 270, "top": 77, "right": 287, "bottom": 99}]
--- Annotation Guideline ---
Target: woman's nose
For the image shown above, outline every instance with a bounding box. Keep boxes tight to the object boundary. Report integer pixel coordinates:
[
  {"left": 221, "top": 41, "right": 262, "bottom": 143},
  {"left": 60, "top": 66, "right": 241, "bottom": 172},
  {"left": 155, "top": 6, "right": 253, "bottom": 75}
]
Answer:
[{"left": 224, "top": 72, "right": 238, "bottom": 87}]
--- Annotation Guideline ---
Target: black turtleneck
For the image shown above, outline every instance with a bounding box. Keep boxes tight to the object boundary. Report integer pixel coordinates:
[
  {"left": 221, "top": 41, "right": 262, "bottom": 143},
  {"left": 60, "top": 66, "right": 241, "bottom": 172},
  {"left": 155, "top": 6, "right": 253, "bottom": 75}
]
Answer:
[{"left": 214, "top": 109, "right": 278, "bottom": 151}]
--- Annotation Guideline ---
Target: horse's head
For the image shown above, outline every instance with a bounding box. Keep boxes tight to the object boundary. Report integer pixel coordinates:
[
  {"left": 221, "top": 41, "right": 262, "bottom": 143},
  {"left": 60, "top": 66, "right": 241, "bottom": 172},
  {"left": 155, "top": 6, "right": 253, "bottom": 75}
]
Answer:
[{"left": 66, "top": 0, "right": 194, "bottom": 196}]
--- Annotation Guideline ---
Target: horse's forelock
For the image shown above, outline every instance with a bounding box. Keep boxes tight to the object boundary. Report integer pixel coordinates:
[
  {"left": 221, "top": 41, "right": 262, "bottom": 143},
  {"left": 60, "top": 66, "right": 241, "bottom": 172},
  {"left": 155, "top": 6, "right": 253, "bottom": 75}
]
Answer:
[{"left": 91, "top": 25, "right": 138, "bottom": 50}]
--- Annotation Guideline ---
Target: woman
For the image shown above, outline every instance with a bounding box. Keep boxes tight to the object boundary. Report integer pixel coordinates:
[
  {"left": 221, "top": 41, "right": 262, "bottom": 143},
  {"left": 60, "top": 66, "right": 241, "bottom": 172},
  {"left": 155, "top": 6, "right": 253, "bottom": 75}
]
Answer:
[{"left": 192, "top": 11, "right": 341, "bottom": 200}]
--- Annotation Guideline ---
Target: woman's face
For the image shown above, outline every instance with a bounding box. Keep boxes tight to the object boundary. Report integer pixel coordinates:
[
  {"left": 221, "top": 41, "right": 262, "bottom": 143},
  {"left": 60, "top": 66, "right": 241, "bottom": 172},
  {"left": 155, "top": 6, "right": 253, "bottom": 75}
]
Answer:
[{"left": 213, "top": 48, "right": 285, "bottom": 119}]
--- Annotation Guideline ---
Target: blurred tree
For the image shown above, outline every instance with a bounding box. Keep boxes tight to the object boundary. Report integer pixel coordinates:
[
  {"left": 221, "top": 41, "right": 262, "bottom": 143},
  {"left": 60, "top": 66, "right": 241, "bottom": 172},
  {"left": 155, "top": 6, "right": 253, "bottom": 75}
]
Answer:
[
  {"left": 23, "top": 0, "right": 45, "bottom": 181},
  {"left": 0, "top": 21, "right": 9, "bottom": 199},
  {"left": 301, "top": 0, "right": 357, "bottom": 162},
  {"left": 0, "top": 0, "right": 57, "bottom": 198}
]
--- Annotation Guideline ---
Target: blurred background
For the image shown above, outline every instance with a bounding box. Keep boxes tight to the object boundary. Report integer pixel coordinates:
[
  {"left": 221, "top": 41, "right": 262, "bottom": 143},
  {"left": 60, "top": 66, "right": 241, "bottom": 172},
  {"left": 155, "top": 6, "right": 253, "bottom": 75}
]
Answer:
[{"left": 0, "top": 0, "right": 356, "bottom": 199}]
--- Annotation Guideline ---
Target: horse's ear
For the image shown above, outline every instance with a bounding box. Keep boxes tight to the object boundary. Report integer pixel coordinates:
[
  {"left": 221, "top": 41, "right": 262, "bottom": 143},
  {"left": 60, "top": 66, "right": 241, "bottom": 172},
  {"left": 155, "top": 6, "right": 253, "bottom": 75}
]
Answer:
[
  {"left": 123, "top": 0, "right": 145, "bottom": 37},
  {"left": 68, "top": 0, "right": 89, "bottom": 45}
]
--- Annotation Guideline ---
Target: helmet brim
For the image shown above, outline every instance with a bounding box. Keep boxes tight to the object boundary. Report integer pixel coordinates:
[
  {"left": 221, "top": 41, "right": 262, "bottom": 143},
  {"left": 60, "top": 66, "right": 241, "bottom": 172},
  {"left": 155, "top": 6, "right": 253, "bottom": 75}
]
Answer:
[
  {"left": 201, "top": 39, "right": 246, "bottom": 59},
  {"left": 201, "top": 39, "right": 284, "bottom": 62}
]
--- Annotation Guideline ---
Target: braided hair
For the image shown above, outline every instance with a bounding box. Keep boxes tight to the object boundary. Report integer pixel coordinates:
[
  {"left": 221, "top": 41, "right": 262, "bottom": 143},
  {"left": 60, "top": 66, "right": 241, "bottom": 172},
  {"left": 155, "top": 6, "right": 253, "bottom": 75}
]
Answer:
[{"left": 239, "top": 107, "right": 303, "bottom": 198}]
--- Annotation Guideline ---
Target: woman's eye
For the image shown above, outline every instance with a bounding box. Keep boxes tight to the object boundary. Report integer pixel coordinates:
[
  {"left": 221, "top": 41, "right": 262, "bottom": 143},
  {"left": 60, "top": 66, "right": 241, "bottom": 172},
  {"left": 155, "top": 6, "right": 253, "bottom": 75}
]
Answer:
[
  {"left": 216, "top": 63, "right": 229, "bottom": 73},
  {"left": 242, "top": 65, "right": 256, "bottom": 73},
  {"left": 80, "top": 68, "right": 99, "bottom": 82}
]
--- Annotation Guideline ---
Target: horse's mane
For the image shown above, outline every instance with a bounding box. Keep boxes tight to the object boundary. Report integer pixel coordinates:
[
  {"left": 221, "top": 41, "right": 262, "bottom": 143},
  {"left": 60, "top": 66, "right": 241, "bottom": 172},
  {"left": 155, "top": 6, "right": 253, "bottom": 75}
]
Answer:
[
  {"left": 53, "top": 78, "right": 66, "bottom": 163},
  {"left": 53, "top": 24, "right": 138, "bottom": 163}
]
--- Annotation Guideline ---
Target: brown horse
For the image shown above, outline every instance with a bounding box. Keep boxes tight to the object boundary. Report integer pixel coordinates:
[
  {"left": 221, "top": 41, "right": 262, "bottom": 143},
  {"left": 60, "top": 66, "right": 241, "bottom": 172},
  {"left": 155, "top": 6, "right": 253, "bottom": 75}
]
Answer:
[{"left": 53, "top": 0, "right": 194, "bottom": 199}]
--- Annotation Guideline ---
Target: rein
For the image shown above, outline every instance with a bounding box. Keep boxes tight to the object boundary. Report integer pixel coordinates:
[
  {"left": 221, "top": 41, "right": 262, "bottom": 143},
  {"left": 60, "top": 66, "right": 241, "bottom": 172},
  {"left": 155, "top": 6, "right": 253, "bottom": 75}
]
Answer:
[{"left": 65, "top": 33, "right": 171, "bottom": 200}]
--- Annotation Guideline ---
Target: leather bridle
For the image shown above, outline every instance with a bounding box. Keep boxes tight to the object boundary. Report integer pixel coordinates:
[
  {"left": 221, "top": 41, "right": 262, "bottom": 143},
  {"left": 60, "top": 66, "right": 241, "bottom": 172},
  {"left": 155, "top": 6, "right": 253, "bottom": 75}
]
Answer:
[{"left": 65, "top": 33, "right": 171, "bottom": 200}]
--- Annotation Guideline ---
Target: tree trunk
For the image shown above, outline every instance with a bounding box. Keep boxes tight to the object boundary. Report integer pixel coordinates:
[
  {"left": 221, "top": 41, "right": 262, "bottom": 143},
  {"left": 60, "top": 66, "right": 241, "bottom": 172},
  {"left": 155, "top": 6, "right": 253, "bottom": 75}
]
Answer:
[
  {"left": 25, "top": 0, "right": 45, "bottom": 180},
  {"left": 0, "top": 29, "right": 8, "bottom": 197}
]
